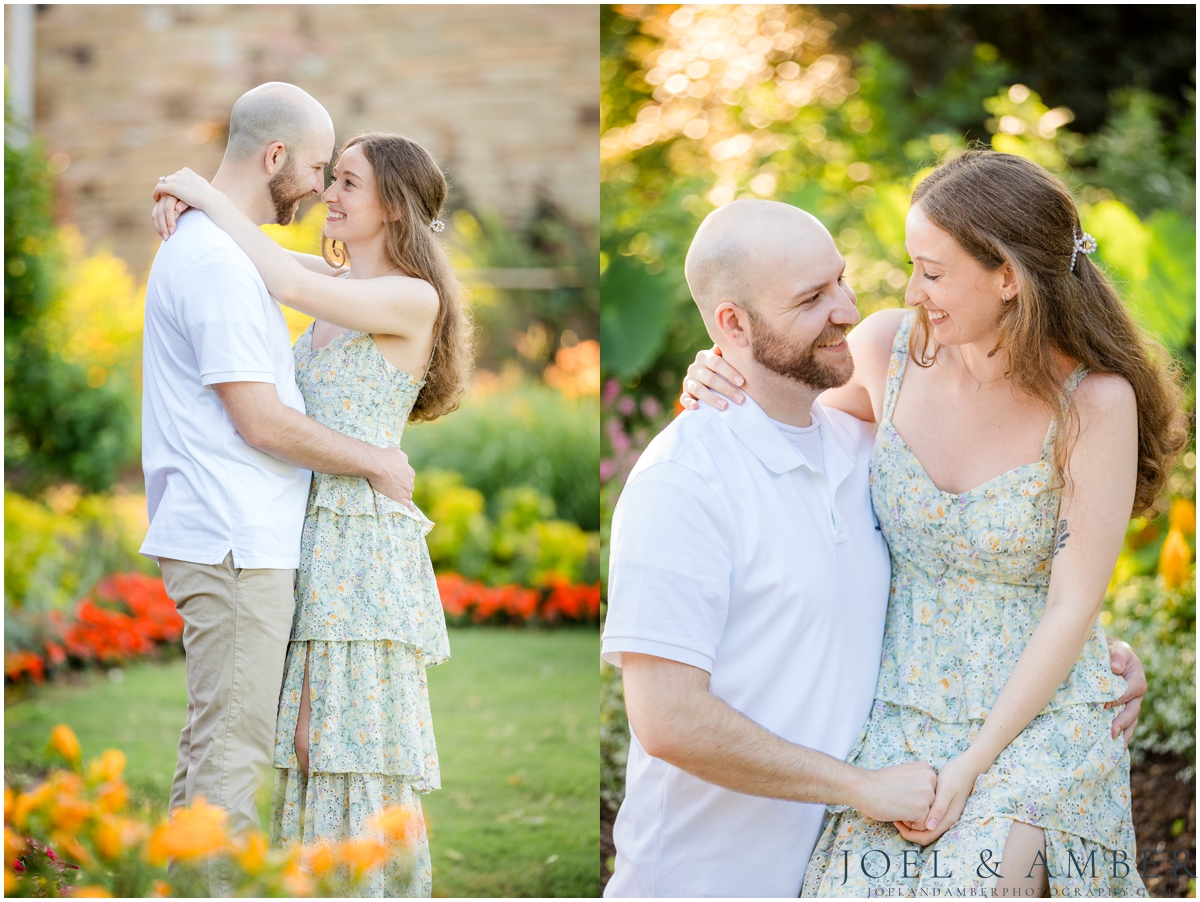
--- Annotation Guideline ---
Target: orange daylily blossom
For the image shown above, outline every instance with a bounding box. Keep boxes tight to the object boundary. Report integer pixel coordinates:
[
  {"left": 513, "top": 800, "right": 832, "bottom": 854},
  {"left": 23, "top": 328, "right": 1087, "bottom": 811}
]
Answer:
[
  {"left": 372, "top": 806, "right": 419, "bottom": 845},
  {"left": 146, "top": 797, "right": 228, "bottom": 865},
  {"left": 341, "top": 837, "right": 390, "bottom": 876},
  {"left": 95, "top": 779, "right": 128, "bottom": 814},
  {"left": 1170, "top": 498, "right": 1196, "bottom": 535},
  {"left": 306, "top": 841, "right": 338, "bottom": 876},
  {"left": 86, "top": 749, "right": 127, "bottom": 785},
  {"left": 1160, "top": 527, "right": 1192, "bottom": 589},
  {"left": 94, "top": 815, "right": 148, "bottom": 862},
  {"left": 48, "top": 724, "right": 82, "bottom": 768},
  {"left": 235, "top": 832, "right": 268, "bottom": 874}
]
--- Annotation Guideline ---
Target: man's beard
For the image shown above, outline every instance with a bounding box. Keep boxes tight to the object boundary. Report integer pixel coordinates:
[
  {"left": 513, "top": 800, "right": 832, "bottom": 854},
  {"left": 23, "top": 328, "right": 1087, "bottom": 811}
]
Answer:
[
  {"left": 746, "top": 306, "right": 855, "bottom": 390},
  {"left": 267, "top": 154, "right": 308, "bottom": 225}
]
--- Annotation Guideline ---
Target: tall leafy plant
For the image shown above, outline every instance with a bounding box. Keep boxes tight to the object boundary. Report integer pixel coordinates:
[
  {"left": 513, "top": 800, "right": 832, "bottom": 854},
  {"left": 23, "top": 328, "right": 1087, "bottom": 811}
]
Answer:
[{"left": 4, "top": 104, "right": 137, "bottom": 492}]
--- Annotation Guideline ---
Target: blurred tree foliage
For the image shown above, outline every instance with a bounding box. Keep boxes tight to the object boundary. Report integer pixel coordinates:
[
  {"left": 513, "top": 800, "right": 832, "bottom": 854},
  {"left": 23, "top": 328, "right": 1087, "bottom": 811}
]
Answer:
[
  {"left": 601, "top": 5, "right": 1196, "bottom": 397},
  {"left": 819, "top": 5, "right": 1196, "bottom": 135},
  {"left": 451, "top": 201, "right": 599, "bottom": 377},
  {"left": 5, "top": 107, "right": 139, "bottom": 493}
]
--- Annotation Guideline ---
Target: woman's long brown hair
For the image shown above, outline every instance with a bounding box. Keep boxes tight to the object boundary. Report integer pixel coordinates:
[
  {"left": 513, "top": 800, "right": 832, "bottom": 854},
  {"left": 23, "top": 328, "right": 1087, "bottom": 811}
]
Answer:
[
  {"left": 908, "top": 150, "right": 1186, "bottom": 516},
  {"left": 322, "top": 132, "right": 473, "bottom": 422}
]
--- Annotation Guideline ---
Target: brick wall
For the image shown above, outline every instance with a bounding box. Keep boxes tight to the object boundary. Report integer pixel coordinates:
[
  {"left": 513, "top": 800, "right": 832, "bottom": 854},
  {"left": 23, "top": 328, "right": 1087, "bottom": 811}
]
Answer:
[{"left": 20, "top": 4, "right": 599, "bottom": 275}]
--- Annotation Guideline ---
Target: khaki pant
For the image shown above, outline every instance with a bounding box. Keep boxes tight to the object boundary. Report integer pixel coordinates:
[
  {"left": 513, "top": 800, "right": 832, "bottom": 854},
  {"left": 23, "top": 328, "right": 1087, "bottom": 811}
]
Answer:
[{"left": 161, "top": 553, "right": 294, "bottom": 895}]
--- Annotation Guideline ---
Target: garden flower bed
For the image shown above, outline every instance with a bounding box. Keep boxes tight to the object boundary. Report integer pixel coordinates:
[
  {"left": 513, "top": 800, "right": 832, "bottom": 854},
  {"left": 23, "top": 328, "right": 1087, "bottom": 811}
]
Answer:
[
  {"left": 5, "top": 571, "right": 601, "bottom": 687},
  {"left": 5, "top": 725, "right": 420, "bottom": 897}
]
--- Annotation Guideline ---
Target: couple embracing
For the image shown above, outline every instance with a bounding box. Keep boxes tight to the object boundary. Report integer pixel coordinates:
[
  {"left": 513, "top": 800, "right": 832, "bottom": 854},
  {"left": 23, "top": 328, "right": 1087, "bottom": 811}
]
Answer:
[
  {"left": 140, "top": 82, "right": 470, "bottom": 896},
  {"left": 603, "top": 151, "right": 1185, "bottom": 897}
]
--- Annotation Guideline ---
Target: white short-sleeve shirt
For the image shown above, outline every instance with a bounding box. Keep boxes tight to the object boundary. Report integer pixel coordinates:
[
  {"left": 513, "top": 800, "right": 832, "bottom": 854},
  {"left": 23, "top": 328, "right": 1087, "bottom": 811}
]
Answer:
[
  {"left": 140, "top": 210, "right": 311, "bottom": 569},
  {"left": 602, "top": 395, "right": 891, "bottom": 898}
]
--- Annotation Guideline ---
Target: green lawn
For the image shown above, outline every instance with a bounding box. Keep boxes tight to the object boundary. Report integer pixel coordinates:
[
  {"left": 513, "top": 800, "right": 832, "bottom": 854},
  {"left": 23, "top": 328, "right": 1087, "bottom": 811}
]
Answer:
[{"left": 4, "top": 627, "right": 600, "bottom": 898}]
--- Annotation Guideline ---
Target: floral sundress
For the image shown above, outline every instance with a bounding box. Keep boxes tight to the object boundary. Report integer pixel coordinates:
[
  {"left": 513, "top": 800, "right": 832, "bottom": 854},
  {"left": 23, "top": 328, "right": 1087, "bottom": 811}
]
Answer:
[
  {"left": 269, "top": 325, "right": 450, "bottom": 898},
  {"left": 802, "top": 313, "right": 1143, "bottom": 897}
]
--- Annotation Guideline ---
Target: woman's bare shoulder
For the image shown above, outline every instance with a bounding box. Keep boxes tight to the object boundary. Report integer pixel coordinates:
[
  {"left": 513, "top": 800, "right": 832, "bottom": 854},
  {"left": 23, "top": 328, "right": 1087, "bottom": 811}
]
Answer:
[
  {"left": 849, "top": 307, "right": 908, "bottom": 371},
  {"left": 1073, "top": 370, "right": 1136, "bottom": 418}
]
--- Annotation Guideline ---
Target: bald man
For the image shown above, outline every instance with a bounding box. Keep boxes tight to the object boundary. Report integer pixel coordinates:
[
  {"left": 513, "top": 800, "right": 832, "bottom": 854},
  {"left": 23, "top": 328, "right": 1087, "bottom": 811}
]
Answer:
[
  {"left": 141, "top": 83, "right": 412, "bottom": 889},
  {"left": 601, "top": 200, "right": 938, "bottom": 897}
]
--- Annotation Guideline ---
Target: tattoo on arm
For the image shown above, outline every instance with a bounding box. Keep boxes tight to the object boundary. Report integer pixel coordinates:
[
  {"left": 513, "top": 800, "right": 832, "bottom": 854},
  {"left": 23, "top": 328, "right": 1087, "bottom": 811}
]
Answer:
[{"left": 1053, "top": 519, "right": 1070, "bottom": 557}]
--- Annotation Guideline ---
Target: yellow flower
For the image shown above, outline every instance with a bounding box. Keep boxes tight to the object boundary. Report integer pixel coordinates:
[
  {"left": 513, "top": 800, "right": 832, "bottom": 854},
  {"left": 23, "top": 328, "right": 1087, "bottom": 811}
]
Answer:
[
  {"left": 340, "top": 837, "right": 390, "bottom": 876},
  {"left": 48, "top": 725, "right": 82, "bottom": 768},
  {"left": 1170, "top": 498, "right": 1196, "bottom": 535},
  {"left": 235, "top": 832, "right": 268, "bottom": 874},
  {"left": 5, "top": 868, "right": 17, "bottom": 895},
  {"left": 86, "top": 750, "right": 127, "bottom": 785},
  {"left": 373, "top": 806, "right": 420, "bottom": 845},
  {"left": 1160, "top": 527, "right": 1192, "bottom": 589},
  {"left": 146, "top": 797, "right": 227, "bottom": 865},
  {"left": 73, "top": 886, "right": 112, "bottom": 897}
]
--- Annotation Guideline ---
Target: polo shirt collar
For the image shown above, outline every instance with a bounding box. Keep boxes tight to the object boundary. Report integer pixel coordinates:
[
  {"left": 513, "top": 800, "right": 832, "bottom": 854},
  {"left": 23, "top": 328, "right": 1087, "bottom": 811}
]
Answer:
[{"left": 720, "top": 393, "right": 856, "bottom": 486}]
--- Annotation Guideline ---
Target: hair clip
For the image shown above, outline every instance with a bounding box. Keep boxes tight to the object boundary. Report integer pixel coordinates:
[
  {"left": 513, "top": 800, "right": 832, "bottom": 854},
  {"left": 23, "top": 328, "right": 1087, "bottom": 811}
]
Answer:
[{"left": 1070, "top": 229, "right": 1097, "bottom": 272}]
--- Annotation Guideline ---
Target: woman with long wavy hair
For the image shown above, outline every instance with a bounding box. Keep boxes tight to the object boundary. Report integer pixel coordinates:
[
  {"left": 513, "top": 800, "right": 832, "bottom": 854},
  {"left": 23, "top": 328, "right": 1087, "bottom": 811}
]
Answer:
[
  {"left": 153, "top": 132, "right": 472, "bottom": 896},
  {"left": 681, "top": 150, "right": 1185, "bottom": 896}
]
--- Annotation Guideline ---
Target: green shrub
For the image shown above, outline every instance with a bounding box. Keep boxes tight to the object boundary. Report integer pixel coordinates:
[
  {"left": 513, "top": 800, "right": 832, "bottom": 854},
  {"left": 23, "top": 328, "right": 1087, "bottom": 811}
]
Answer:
[{"left": 404, "top": 383, "right": 599, "bottom": 530}]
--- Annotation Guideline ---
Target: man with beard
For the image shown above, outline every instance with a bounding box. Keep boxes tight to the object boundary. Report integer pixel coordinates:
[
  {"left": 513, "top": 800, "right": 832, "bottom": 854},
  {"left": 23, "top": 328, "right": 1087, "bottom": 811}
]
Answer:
[
  {"left": 141, "top": 82, "right": 413, "bottom": 892},
  {"left": 602, "top": 199, "right": 942, "bottom": 897}
]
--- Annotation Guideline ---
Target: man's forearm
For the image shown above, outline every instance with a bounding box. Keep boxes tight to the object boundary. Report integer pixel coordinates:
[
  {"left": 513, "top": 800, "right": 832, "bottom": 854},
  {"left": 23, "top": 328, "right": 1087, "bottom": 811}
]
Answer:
[
  {"left": 249, "top": 403, "right": 380, "bottom": 478},
  {"left": 649, "top": 685, "right": 864, "bottom": 806},
  {"left": 622, "top": 653, "right": 864, "bottom": 806}
]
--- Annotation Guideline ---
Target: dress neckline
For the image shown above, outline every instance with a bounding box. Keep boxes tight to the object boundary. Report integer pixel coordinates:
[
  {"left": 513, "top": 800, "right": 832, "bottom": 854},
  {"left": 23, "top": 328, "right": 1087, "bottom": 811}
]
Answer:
[
  {"left": 881, "top": 312, "right": 1086, "bottom": 499},
  {"left": 303, "top": 324, "right": 424, "bottom": 386}
]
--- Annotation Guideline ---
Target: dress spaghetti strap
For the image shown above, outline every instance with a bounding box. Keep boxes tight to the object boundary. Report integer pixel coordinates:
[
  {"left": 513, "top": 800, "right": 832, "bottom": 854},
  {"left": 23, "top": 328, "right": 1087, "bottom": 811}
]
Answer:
[{"left": 881, "top": 312, "right": 917, "bottom": 425}]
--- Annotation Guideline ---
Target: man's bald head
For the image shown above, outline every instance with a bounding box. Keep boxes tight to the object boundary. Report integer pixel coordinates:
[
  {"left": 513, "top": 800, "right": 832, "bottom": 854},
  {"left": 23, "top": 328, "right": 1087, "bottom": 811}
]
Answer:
[
  {"left": 684, "top": 199, "right": 836, "bottom": 330},
  {"left": 225, "top": 82, "right": 333, "bottom": 163}
]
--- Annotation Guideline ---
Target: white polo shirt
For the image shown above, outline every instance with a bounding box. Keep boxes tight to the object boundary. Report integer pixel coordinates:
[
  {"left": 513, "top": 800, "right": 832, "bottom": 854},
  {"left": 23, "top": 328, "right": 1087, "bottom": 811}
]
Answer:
[
  {"left": 602, "top": 396, "right": 891, "bottom": 898},
  {"left": 140, "top": 210, "right": 310, "bottom": 569}
]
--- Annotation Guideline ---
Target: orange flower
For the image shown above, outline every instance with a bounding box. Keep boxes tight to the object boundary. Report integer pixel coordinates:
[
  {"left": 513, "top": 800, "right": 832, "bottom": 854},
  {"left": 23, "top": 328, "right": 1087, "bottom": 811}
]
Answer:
[
  {"left": 235, "top": 832, "right": 268, "bottom": 874},
  {"left": 5, "top": 868, "right": 17, "bottom": 895},
  {"left": 1160, "top": 527, "right": 1193, "bottom": 589},
  {"left": 372, "top": 806, "right": 419, "bottom": 845},
  {"left": 93, "top": 815, "right": 147, "bottom": 862},
  {"left": 49, "top": 829, "right": 95, "bottom": 868},
  {"left": 340, "top": 837, "right": 390, "bottom": 875},
  {"left": 95, "top": 780, "right": 128, "bottom": 815},
  {"left": 49, "top": 792, "right": 92, "bottom": 833},
  {"left": 4, "top": 826, "right": 26, "bottom": 864},
  {"left": 1170, "top": 498, "right": 1196, "bottom": 536},
  {"left": 73, "top": 887, "right": 113, "bottom": 897},
  {"left": 48, "top": 724, "right": 82, "bottom": 768},
  {"left": 86, "top": 750, "right": 127, "bottom": 785},
  {"left": 305, "top": 841, "right": 338, "bottom": 876},
  {"left": 11, "top": 784, "right": 50, "bottom": 829},
  {"left": 150, "top": 879, "right": 172, "bottom": 897},
  {"left": 146, "top": 797, "right": 227, "bottom": 865},
  {"left": 282, "top": 860, "right": 315, "bottom": 896}
]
